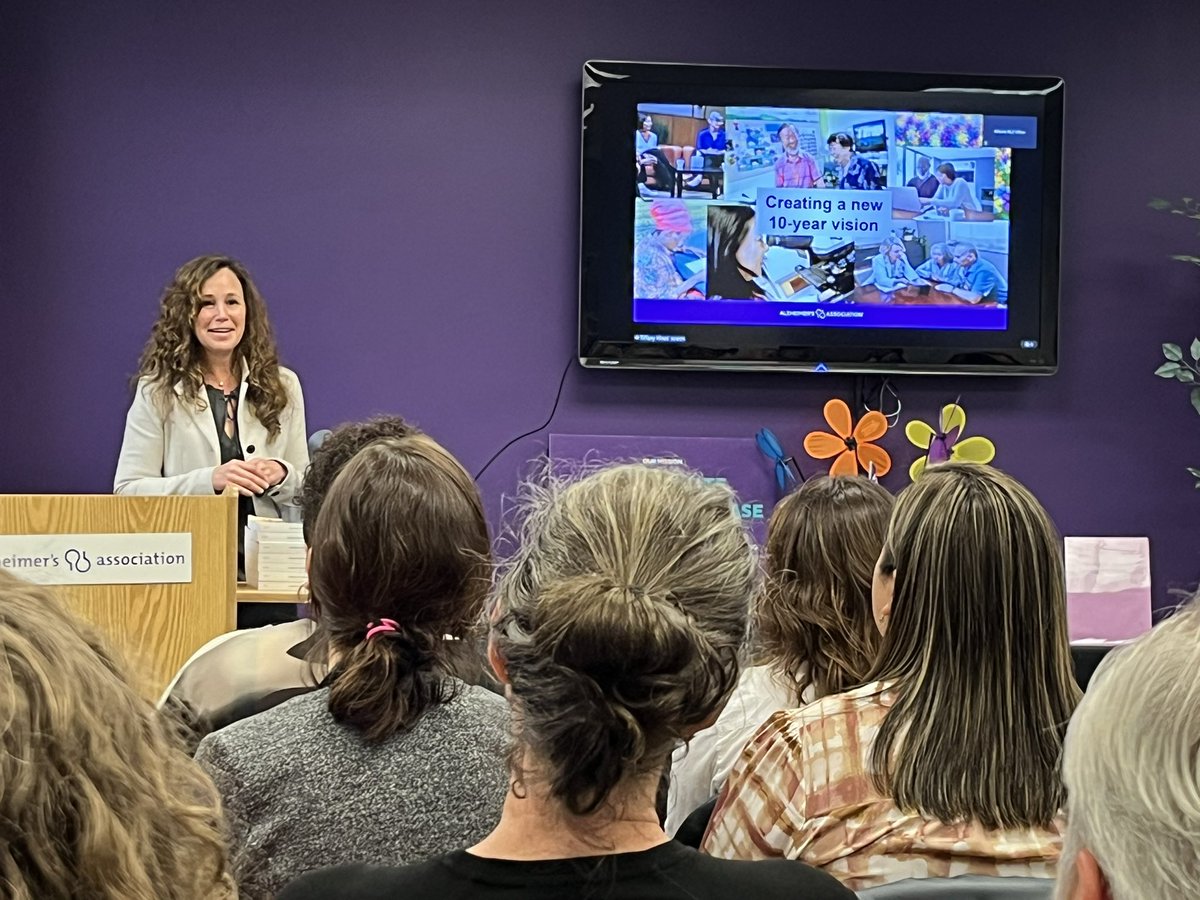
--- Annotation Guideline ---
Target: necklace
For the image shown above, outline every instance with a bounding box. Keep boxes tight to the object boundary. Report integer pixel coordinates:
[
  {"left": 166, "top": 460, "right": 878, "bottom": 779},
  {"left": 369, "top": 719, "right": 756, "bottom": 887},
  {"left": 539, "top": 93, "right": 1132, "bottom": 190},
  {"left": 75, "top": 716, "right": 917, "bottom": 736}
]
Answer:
[{"left": 207, "top": 370, "right": 234, "bottom": 390}]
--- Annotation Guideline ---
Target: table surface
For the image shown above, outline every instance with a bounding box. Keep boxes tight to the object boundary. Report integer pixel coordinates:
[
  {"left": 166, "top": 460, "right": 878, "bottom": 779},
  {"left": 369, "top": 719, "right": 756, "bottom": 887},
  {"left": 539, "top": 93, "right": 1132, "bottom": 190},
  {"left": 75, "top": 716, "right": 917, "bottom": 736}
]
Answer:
[
  {"left": 237, "top": 585, "right": 306, "bottom": 603},
  {"left": 853, "top": 282, "right": 999, "bottom": 307}
]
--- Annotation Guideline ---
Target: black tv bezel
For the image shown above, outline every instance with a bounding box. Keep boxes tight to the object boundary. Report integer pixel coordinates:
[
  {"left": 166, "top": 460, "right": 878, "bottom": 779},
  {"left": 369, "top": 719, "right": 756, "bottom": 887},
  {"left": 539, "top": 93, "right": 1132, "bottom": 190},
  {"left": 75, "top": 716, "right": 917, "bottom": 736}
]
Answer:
[{"left": 578, "top": 60, "right": 1064, "bottom": 376}]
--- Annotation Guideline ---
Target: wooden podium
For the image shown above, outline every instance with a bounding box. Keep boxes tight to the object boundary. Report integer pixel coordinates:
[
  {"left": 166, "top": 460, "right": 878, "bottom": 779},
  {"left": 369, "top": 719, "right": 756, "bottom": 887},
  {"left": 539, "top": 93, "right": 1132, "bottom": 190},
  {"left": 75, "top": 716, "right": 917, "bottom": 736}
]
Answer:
[{"left": 0, "top": 492, "right": 238, "bottom": 694}]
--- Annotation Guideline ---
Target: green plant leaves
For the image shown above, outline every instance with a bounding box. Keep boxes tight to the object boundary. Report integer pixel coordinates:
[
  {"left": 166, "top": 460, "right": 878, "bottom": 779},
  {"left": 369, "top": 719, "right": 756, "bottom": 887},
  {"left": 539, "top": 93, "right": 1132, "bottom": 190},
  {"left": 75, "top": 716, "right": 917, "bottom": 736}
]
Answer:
[
  {"left": 1164, "top": 343, "right": 1184, "bottom": 361},
  {"left": 1192, "top": 387, "right": 1200, "bottom": 416},
  {"left": 1192, "top": 339, "right": 1200, "bottom": 361},
  {"left": 1157, "top": 362, "right": 1182, "bottom": 377}
]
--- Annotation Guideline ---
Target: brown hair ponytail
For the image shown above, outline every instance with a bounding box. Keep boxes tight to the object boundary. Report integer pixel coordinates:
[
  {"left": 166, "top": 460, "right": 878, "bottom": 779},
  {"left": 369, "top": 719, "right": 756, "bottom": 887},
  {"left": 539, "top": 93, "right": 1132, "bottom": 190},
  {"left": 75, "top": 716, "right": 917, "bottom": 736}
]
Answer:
[{"left": 308, "top": 435, "right": 492, "bottom": 743}]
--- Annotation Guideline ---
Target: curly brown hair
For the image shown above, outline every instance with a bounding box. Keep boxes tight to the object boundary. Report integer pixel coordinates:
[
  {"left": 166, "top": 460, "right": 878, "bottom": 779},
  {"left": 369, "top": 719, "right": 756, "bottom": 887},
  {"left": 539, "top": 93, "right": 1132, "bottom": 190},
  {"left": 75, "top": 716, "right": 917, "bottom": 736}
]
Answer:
[
  {"left": 297, "top": 415, "right": 422, "bottom": 543},
  {"left": 135, "top": 254, "right": 289, "bottom": 437},
  {"left": 0, "top": 569, "right": 233, "bottom": 899},
  {"left": 757, "top": 475, "right": 894, "bottom": 704}
]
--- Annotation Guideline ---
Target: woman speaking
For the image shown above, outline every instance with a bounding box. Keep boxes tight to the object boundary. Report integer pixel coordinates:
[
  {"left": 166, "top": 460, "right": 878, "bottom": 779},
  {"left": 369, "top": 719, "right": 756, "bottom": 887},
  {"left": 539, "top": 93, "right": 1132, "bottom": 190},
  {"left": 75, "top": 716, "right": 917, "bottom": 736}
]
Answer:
[{"left": 115, "top": 255, "right": 309, "bottom": 567}]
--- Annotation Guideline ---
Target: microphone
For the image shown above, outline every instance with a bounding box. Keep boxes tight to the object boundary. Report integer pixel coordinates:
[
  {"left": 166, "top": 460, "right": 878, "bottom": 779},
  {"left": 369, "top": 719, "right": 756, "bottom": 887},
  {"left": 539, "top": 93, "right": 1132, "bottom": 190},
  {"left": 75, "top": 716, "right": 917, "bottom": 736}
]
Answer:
[
  {"left": 308, "top": 429, "right": 333, "bottom": 456},
  {"left": 246, "top": 444, "right": 256, "bottom": 454}
]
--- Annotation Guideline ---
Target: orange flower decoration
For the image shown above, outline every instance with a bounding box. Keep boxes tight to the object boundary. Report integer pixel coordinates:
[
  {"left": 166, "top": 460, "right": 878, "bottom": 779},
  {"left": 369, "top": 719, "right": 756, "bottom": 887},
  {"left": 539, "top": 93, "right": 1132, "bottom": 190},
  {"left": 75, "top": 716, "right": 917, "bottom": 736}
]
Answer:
[{"left": 803, "top": 399, "right": 892, "bottom": 477}]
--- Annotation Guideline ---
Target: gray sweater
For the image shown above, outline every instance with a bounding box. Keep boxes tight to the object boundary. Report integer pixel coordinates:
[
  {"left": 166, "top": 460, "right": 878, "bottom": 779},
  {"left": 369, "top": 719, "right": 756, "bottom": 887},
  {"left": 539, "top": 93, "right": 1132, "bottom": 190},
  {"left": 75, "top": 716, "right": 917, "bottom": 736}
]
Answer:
[{"left": 195, "top": 682, "right": 509, "bottom": 900}]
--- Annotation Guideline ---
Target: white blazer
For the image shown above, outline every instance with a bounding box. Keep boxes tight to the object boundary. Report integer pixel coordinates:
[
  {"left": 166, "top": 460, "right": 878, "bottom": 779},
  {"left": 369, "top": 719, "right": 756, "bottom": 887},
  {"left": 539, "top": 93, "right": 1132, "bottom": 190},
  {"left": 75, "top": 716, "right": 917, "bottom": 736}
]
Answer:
[{"left": 114, "top": 366, "right": 309, "bottom": 518}]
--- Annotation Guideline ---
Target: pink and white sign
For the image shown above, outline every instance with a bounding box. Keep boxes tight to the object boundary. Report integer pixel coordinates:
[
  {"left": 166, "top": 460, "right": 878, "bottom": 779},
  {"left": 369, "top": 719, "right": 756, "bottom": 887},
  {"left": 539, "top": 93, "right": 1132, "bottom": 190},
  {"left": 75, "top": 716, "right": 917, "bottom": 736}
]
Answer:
[{"left": 1064, "top": 536, "right": 1152, "bottom": 643}]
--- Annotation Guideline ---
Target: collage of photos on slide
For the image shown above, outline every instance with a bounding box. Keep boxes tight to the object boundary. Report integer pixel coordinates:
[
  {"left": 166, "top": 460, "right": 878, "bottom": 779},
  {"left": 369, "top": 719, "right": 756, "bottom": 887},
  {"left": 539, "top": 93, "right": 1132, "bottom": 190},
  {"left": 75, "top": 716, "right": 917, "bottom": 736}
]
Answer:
[{"left": 633, "top": 104, "right": 1012, "bottom": 318}]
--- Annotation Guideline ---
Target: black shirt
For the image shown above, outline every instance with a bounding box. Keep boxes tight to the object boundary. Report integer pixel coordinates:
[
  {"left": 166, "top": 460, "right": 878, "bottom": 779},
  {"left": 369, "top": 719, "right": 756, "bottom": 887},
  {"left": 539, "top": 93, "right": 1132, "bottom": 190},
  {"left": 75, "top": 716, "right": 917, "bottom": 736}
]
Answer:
[
  {"left": 204, "top": 385, "right": 253, "bottom": 572},
  {"left": 277, "top": 841, "right": 855, "bottom": 900}
]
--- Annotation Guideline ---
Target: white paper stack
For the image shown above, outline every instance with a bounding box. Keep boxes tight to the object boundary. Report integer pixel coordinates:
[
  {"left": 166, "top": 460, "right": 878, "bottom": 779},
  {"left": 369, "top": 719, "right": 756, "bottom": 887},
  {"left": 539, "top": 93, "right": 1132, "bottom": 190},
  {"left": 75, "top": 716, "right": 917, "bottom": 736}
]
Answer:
[{"left": 245, "top": 515, "right": 307, "bottom": 591}]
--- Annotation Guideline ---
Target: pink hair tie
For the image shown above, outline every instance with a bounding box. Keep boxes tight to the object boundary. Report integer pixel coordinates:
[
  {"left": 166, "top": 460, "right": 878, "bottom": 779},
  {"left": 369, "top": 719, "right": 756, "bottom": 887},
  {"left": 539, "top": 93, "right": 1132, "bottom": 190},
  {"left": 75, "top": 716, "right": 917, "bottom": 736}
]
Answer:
[{"left": 365, "top": 618, "right": 400, "bottom": 642}]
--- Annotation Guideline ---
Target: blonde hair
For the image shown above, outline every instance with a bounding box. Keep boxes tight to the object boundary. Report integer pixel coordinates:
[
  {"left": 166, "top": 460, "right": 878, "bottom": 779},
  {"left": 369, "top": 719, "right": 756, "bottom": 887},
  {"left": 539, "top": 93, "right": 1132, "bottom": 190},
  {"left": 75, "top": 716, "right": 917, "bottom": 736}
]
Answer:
[
  {"left": 1057, "top": 601, "right": 1200, "bottom": 900},
  {"left": 758, "top": 475, "right": 894, "bottom": 702},
  {"left": 0, "top": 570, "right": 232, "bottom": 899},
  {"left": 868, "top": 463, "right": 1080, "bottom": 829},
  {"left": 492, "top": 464, "right": 757, "bottom": 816}
]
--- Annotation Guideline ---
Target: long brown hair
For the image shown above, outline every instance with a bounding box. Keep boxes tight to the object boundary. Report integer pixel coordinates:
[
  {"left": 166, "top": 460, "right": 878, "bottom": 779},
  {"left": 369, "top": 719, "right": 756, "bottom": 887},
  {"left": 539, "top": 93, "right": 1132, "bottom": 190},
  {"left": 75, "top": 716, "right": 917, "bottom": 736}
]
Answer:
[
  {"left": 867, "top": 463, "right": 1080, "bottom": 829},
  {"left": 135, "top": 254, "right": 289, "bottom": 436},
  {"left": 0, "top": 570, "right": 232, "bottom": 899},
  {"left": 492, "top": 464, "right": 758, "bottom": 816},
  {"left": 758, "top": 475, "right": 894, "bottom": 703},
  {"left": 308, "top": 435, "right": 492, "bottom": 743}
]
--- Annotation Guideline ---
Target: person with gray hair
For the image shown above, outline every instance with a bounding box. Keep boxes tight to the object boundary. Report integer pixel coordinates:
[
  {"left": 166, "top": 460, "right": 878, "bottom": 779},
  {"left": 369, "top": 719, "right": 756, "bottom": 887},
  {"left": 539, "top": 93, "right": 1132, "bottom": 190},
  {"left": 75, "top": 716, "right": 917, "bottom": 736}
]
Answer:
[
  {"left": 279, "top": 463, "right": 855, "bottom": 900},
  {"left": 932, "top": 240, "right": 1006, "bottom": 304},
  {"left": 686, "top": 109, "right": 726, "bottom": 187},
  {"left": 915, "top": 241, "right": 959, "bottom": 282},
  {"left": 1056, "top": 601, "right": 1200, "bottom": 900},
  {"left": 869, "top": 234, "right": 926, "bottom": 296}
]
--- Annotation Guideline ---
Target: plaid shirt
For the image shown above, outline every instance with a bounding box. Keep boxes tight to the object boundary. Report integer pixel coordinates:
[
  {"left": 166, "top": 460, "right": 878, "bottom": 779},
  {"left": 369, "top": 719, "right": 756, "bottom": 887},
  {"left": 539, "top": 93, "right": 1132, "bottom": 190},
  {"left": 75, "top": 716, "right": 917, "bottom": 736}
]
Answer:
[
  {"left": 775, "top": 151, "right": 822, "bottom": 188},
  {"left": 702, "top": 681, "right": 1063, "bottom": 892}
]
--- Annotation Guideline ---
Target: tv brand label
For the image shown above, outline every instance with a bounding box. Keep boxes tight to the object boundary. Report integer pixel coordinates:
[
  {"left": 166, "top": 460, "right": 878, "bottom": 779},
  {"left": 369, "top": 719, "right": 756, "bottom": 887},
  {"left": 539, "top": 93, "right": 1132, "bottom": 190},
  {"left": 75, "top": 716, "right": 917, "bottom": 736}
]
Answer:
[{"left": 0, "top": 533, "right": 193, "bottom": 586}]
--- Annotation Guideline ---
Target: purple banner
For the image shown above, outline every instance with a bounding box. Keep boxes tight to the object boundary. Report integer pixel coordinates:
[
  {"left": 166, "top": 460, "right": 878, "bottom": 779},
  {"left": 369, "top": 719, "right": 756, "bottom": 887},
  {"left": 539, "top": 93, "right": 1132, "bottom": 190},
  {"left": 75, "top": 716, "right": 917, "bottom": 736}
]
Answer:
[
  {"left": 634, "top": 298, "right": 1007, "bottom": 331},
  {"left": 548, "top": 433, "right": 777, "bottom": 544}
]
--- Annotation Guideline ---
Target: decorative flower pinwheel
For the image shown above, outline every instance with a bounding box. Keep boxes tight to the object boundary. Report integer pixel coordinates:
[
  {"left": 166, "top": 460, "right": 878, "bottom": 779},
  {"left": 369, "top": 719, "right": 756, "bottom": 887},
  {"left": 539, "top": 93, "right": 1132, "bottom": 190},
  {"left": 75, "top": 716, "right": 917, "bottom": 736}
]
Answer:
[
  {"left": 755, "top": 427, "right": 804, "bottom": 493},
  {"left": 905, "top": 402, "right": 996, "bottom": 482},
  {"left": 803, "top": 399, "right": 892, "bottom": 478}
]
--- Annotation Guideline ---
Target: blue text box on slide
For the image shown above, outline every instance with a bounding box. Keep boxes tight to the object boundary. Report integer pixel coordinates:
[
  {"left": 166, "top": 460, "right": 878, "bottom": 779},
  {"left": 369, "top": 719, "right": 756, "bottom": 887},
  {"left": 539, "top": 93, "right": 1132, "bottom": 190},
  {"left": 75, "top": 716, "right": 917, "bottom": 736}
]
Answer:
[{"left": 756, "top": 188, "right": 893, "bottom": 243}]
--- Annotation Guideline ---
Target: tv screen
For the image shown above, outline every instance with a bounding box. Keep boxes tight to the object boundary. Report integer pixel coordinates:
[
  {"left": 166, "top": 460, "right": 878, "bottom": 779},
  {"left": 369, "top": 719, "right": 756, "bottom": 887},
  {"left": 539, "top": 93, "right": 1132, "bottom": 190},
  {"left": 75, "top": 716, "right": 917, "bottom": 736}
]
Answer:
[{"left": 579, "top": 61, "right": 1063, "bottom": 374}]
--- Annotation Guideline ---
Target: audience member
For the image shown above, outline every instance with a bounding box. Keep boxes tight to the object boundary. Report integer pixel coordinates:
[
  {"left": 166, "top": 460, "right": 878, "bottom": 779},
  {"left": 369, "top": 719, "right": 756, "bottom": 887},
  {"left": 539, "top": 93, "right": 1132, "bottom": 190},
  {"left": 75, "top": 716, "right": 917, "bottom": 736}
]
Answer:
[
  {"left": 160, "top": 414, "right": 424, "bottom": 746},
  {"left": 279, "top": 464, "right": 856, "bottom": 899},
  {"left": 1056, "top": 600, "right": 1200, "bottom": 900},
  {"left": 666, "top": 475, "right": 893, "bottom": 833},
  {"left": 704, "top": 463, "right": 1081, "bottom": 892},
  {"left": 195, "top": 435, "right": 508, "bottom": 899},
  {"left": 0, "top": 569, "right": 232, "bottom": 900}
]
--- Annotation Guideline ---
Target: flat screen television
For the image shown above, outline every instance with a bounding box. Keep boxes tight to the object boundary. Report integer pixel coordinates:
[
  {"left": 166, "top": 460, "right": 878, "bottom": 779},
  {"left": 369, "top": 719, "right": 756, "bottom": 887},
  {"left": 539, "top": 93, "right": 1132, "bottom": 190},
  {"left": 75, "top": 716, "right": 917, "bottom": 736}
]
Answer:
[{"left": 579, "top": 61, "right": 1064, "bottom": 374}]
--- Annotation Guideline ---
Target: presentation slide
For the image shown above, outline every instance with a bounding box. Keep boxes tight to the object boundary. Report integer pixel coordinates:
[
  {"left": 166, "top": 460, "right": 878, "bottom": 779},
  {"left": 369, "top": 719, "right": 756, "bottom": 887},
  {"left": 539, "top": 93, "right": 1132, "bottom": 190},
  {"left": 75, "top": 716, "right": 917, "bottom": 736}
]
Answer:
[{"left": 632, "top": 104, "right": 1032, "bottom": 332}]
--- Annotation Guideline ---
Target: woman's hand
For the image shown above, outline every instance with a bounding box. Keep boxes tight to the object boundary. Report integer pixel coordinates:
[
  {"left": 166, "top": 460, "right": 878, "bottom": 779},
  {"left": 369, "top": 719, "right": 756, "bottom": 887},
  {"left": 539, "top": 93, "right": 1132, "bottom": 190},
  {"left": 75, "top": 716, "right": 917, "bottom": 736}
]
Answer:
[
  {"left": 249, "top": 459, "right": 287, "bottom": 487},
  {"left": 212, "top": 460, "right": 272, "bottom": 496}
]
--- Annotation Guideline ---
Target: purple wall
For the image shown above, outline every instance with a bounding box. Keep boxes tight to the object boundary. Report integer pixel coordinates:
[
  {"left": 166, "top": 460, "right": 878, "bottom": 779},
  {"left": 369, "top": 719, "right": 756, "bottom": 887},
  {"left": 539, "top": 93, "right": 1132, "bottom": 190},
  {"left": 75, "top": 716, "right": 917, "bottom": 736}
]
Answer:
[{"left": 3, "top": 1, "right": 1198, "bottom": 609}]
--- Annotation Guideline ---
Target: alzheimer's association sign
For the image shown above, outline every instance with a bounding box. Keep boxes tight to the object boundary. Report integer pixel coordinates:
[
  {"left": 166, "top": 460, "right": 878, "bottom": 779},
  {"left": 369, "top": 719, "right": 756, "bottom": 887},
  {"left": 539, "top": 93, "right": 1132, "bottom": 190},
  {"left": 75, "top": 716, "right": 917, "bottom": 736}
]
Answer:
[{"left": 0, "top": 533, "right": 193, "bottom": 586}]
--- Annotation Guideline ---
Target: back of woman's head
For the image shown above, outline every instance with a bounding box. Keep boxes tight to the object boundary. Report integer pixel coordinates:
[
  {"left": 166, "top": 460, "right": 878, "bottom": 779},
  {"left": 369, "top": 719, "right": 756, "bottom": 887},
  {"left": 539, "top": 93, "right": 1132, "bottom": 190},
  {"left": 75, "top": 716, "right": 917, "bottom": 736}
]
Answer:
[
  {"left": 759, "top": 475, "right": 894, "bottom": 702},
  {"left": 868, "top": 463, "right": 1080, "bottom": 829},
  {"left": 0, "top": 570, "right": 230, "bottom": 900},
  {"left": 309, "top": 435, "right": 492, "bottom": 742},
  {"left": 493, "top": 464, "right": 758, "bottom": 816}
]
